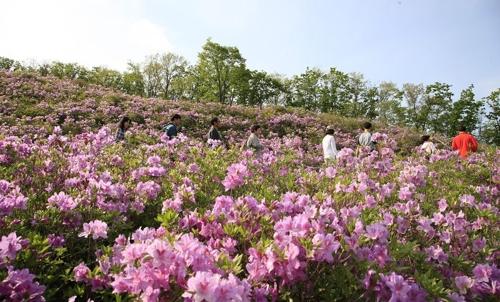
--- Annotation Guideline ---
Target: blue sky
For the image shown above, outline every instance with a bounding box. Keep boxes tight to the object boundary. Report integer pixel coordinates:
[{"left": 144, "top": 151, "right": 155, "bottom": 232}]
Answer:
[{"left": 1, "top": 0, "right": 499, "bottom": 99}]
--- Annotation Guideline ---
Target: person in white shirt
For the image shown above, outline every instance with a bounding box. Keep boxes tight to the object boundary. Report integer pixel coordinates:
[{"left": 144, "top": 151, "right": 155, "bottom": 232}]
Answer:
[
  {"left": 420, "top": 135, "right": 436, "bottom": 157},
  {"left": 322, "top": 126, "right": 338, "bottom": 163}
]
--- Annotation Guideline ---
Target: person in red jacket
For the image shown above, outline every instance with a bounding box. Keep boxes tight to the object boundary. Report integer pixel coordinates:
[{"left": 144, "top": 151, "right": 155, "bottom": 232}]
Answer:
[{"left": 452, "top": 125, "right": 478, "bottom": 158}]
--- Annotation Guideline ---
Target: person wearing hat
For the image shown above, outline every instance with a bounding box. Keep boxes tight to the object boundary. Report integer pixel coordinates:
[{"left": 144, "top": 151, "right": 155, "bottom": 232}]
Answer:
[{"left": 322, "top": 126, "right": 338, "bottom": 163}]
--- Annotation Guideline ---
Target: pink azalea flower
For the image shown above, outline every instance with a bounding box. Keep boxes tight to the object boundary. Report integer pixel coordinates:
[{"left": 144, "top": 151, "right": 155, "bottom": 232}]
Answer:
[{"left": 79, "top": 220, "right": 108, "bottom": 240}]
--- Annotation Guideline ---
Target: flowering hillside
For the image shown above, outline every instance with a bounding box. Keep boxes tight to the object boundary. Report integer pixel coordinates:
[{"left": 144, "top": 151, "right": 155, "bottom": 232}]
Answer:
[{"left": 0, "top": 70, "right": 498, "bottom": 301}]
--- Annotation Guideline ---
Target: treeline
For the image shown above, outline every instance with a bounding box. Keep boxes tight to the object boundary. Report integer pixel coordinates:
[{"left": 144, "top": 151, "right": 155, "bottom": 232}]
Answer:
[{"left": 0, "top": 39, "right": 498, "bottom": 144}]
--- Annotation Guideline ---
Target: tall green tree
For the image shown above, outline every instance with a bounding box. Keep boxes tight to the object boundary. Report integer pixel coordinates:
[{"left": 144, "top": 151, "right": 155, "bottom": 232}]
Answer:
[
  {"left": 319, "top": 68, "right": 350, "bottom": 114},
  {"left": 0, "top": 57, "right": 16, "bottom": 70},
  {"left": 377, "top": 82, "right": 405, "bottom": 125},
  {"left": 195, "top": 39, "right": 247, "bottom": 104},
  {"left": 481, "top": 88, "right": 500, "bottom": 145},
  {"left": 122, "top": 62, "right": 145, "bottom": 96},
  {"left": 402, "top": 83, "right": 425, "bottom": 127},
  {"left": 143, "top": 54, "right": 163, "bottom": 97},
  {"left": 419, "top": 82, "right": 453, "bottom": 133},
  {"left": 344, "top": 73, "right": 368, "bottom": 117},
  {"left": 88, "top": 67, "right": 123, "bottom": 90},
  {"left": 287, "top": 68, "right": 323, "bottom": 111},
  {"left": 246, "top": 70, "right": 284, "bottom": 109},
  {"left": 158, "top": 53, "right": 188, "bottom": 99},
  {"left": 448, "top": 85, "right": 483, "bottom": 135}
]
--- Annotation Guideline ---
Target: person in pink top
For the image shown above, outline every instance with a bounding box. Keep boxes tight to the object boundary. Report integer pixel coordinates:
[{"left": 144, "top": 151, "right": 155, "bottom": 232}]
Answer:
[{"left": 452, "top": 125, "right": 478, "bottom": 158}]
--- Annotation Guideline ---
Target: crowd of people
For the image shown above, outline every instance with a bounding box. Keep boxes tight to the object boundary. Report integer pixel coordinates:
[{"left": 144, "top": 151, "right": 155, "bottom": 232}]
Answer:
[{"left": 115, "top": 114, "right": 479, "bottom": 161}]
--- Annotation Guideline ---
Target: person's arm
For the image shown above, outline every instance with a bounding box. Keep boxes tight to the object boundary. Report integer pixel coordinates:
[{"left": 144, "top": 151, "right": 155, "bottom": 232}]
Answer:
[
  {"left": 470, "top": 136, "right": 478, "bottom": 152},
  {"left": 451, "top": 137, "right": 458, "bottom": 150},
  {"left": 330, "top": 137, "right": 337, "bottom": 152}
]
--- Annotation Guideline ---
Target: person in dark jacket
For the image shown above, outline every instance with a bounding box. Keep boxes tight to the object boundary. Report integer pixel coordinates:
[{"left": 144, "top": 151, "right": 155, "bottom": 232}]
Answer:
[
  {"left": 163, "top": 114, "right": 181, "bottom": 139},
  {"left": 207, "top": 117, "right": 228, "bottom": 148}
]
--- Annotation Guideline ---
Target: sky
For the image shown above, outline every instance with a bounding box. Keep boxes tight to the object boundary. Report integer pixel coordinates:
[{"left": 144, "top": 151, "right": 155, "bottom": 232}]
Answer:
[{"left": 0, "top": 0, "right": 499, "bottom": 99}]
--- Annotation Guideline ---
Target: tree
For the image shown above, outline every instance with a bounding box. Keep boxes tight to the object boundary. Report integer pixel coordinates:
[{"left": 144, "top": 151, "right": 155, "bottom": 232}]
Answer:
[
  {"left": 419, "top": 82, "right": 453, "bottom": 133},
  {"left": 448, "top": 85, "right": 483, "bottom": 136},
  {"left": 88, "top": 67, "right": 123, "bottom": 90},
  {"left": 402, "top": 83, "right": 425, "bottom": 127},
  {"left": 0, "top": 57, "right": 16, "bottom": 70},
  {"left": 246, "top": 70, "right": 284, "bottom": 109},
  {"left": 319, "top": 68, "right": 350, "bottom": 114},
  {"left": 122, "top": 62, "right": 145, "bottom": 96},
  {"left": 362, "top": 87, "right": 379, "bottom": 120},
  {"left": 287, "top": 68, "right": 323, "bottom": 111},
  {"left": 344, "top": 73, "right": 368, "bottom": 117},
  {"left": 377, "top": 82, "right": 405, "bottom": 125},
  {"left": 48, "top": 62, "right": 89, "bottom": 80},
  {"left": 195, "top": 39, "right": 247, "bottom": 104},
  {"left": 481, "top": 88, "right": 500, "bottom": 145},
  {"left": 158, "top": 53, "right": 188, "bottom": 99},
  {"left": 143, "top": 54, "right": 163, "bottom": 98}
]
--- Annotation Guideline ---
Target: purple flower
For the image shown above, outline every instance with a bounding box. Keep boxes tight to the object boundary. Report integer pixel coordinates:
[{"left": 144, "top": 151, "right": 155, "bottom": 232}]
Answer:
[
  {"left": 448, "top": 292, "right": 466, "bottom": 302},
  {"left": 0, "top": 180, "right": 27, "bottom": 216},
  {"left": 146, "top": 155, "right": 162, "bottom": 166},
  {"left": 47, "top": 234, "right": 65, "bottom": 248},
  {"left": 0, "top": 232, "right": 24, "bottom": 260},
  {"left": 398, "top": 185, "right": 414, "bottom": 201},
  {"left": 455, "top": 276, "right": 473, "bottom": 294},
  {"left": 382, "top": 272, "right": 411, "bottom": 301},
  {"left": 312, "top": 233, "right": 340, "bottom": 263},
  {"left": 437, "top": 199, "right": 448, "bottom": 212},
  {"left": 47, "top": 192, "right": 78, "bottom": 212},
  {"left": 0, "top": 267, "right": 45, "bottom": 302},
  {"left": 79, "top": 220, "right": 108, "bottom": 240},
  {"left": 425, "top": 245, "right": 448, "bottom": 263},
  {"left": 222, "top": 162, "right": 250, "bottom": 191},
  {"left": 325, "top": 167, "right": 336, "bottom": 179},
  {"left": 365, "top": 223, "right": 389, "bottom": 243},
  {"left": 472, "top": 264, "right": 493, "bottom": 283},
  {"left": 135, "top": 181, "right": 161, "bottom": 200},
  {"left": 73, "top": 262, "right": 91, "bottom": 282},
  {"left": 472, "top": 238, "right": 486, "bottom": 252}
]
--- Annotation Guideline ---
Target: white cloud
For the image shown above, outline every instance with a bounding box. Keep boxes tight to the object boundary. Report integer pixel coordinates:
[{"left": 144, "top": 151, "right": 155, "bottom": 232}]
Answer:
[{"left": 0, "top": 0, "right": 172, "bottom": 70}]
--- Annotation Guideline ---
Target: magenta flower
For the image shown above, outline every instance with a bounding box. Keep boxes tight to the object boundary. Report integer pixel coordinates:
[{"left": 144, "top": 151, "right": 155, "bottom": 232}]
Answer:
[{"left": 79, "top": 220, "right": 108, "bottom": 240}]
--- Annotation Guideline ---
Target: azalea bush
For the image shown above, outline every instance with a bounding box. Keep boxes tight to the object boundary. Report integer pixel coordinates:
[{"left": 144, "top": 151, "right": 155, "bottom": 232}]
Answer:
[{"left": 0, "top": 70, "right": 499, "bottom": 301}]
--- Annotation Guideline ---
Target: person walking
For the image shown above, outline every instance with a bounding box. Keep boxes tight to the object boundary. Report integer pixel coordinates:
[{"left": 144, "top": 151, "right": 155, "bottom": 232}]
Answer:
[
  {"left": 322, "top": 126, "right": 338, "bottom": 163},
  {"left": 115, "top": 116, "right": 131, "bottom": 142},
  {"left": 452, "top": 126, "right": 478, "bottom": 158}
]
